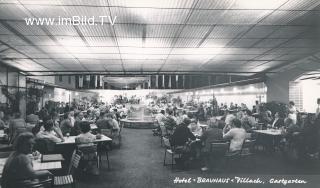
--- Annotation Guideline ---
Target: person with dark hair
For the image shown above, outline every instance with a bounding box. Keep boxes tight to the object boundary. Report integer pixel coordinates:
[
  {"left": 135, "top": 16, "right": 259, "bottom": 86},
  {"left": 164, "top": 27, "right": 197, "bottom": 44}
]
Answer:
[
  {"left": 171, "top": 118, "right": 196, "bottom": 147},
  {"left": 1, "top": 132, "right": 51, "bottom": 188},
  {"left": 71, "top": 112, "right": 83, "bottom": 136},
  {"left": 75, "top": 121, "right": 95, "bottom": 144},
  {"left": 170, "top": 118, "right": 196, "bottom": 168},
  {"left": 241, "top": 109, "right": 257, "bottom": 131},
  {"left": 60, "top": 112, "right": 73, "bottom": 136},
  {"left": 223, "top": 118, "right": 246, "bottom": 152},
  {"left": 36, "top": 120, "right": 62, "bottom": 143},
  {"left": 270, "top": 112, "right": 285, "bottom": 128}
]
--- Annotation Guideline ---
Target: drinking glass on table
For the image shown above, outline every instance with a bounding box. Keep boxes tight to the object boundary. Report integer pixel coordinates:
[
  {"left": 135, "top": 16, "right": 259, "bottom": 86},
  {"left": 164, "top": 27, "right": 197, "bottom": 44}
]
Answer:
[{"left": 66, "top": 133, "right": 70, "bottom": 138}]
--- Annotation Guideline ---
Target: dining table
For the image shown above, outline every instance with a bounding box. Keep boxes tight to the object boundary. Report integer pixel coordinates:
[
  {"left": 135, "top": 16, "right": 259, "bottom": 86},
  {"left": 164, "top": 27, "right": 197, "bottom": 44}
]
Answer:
[
  {"left": 56, "top": 134, "right": 112, "bottom": 145},
  {"left": 253, "top": 129, "right": 283, "bottom": 152}
]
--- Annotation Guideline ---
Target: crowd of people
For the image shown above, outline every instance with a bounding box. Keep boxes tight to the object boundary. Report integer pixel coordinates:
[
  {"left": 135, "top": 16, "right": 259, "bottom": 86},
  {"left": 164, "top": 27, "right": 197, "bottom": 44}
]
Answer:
[
  {"left": 153, "top": 100, "right": 320, "bottom": 171},
  {"left": 0, "top": 100, "right": 131, "bottom": 187}
]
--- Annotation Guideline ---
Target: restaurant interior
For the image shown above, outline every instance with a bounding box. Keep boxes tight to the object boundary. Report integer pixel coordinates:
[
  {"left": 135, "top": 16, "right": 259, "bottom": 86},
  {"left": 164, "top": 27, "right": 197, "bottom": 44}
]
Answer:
[{"left": 0, "top": 0, "right": 320, "bottom": 188}]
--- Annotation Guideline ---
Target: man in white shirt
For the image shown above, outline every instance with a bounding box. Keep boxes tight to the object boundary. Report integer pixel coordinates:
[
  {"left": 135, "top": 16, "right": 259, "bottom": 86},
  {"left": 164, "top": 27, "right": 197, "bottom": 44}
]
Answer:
[{"left": 223, "top": 118, "right": 246, "bottom": 152}]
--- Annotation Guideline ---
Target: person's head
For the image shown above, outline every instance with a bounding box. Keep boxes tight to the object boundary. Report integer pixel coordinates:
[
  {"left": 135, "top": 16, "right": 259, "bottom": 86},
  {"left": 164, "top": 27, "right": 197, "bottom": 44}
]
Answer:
[
  {"left": 232, "top": 118, "right": 242, "bottom": 128},
  {"left": 80, "top": 121, "right": 91, "bottom": 133},
  {"left": 13, "top": 132, "right": 35, "bottom": 154},
  {"left": 190, "top": 118, "right": 197, "bottom": 124},
  {"left": 77, "top": 112, "right": 84, "bottom": 120},
  {"left": 44, "top": 120, "right": 54, "bottom": 131},
  {"left": 95, "top": 110, "right": 100, "bottom": 117},
  {"left": 160, "top": 110, "right": 165, "bottom": 115},
  {"left": 168, "top": 110, "right": 174, "bottom": 116},
  {"left": 68, "top": 111, "right": 74, "bottom": 118},
  {"left": 105, "top": 113, "right": 114, "bottom": 120},
  {"left": 182, "top": 118, "right": 191, "bottom": 126},
  {"left": 289, "top": 101, "right": 295, "bottom": 107}
]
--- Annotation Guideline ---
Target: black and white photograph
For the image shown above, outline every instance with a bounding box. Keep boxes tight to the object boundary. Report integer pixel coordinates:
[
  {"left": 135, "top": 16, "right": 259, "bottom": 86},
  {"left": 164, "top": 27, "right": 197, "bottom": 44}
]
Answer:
[{"left": 0, "top": 0, "right": 320, "bottom": 188}]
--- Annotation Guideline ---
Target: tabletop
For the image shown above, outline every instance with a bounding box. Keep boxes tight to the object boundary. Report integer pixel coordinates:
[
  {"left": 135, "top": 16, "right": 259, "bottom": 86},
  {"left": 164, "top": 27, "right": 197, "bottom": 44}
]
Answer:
[
  {"left": 90, "top": 124, "right": 98, "bottom": 129},
  {"left": 253, "top": 129, "right": 282, "bottom": 136},
  {"left": 56, "top": 134, "right": 112, "bottom": 145}
]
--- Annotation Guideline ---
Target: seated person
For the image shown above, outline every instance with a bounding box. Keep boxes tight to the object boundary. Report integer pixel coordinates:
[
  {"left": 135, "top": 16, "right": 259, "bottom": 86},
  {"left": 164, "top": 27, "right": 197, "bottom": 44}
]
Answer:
[
  {"left": 155, "top": 110, "right": 167, "bottom": 126},
  {"left": 188, "top": 119, "right": 202, "bottom": 136},
  {"left": 36, "top": 120, "right": 63, "bottom": 143},
  {"left": 170, "top": 118, "right": 196, "bottom": 167},
  {"left": 282, "top": 118, "right": 301, "bottom": 138},
  {"left": 1, "top": 133, "right": 51, "bottom": 188},
  {"left": 240, "top": 109, "right": 257, "bottom": 131},
  {"left": 200, "top": 120, "right": 224, "bottom": 171},
  {"left": 75, "top": 121, "right": 98, "bottom": 175},
  {"left": 171, "top": 118, "right": 196, "bottom": 147},
  {"left": 75, "top": 121, "right": 96, "bottom": 145},
  {"left": 270, "top": 112, "right": 285, "bottom": 128},
  {"left": 223, "top": 118, "right": 246, "bottom": 152},
  {"left": 96, "top": 113, "right": 114, "bottom": 136},
  {"left": 60, "top": 112, "right": 73, "bottom": 136}
]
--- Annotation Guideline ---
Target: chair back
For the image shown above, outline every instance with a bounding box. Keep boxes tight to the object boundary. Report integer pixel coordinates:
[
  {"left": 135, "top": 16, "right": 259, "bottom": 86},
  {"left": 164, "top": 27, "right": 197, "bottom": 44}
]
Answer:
[
  {"left": 68, "top": 150, "right": 81, "bottom": 175},
  {"left": 34, "top": 138, "right": 55, "bottom": 154},
  {"left": 210, "top": 142, "right": 229, "bottom": 156},
  {"left": 240, "top": 139, "right": 255, "bottom": 156},
  {"left": 163, "top": 137, "right": 171, "bottom": 148},
  {"left": 159, "top": 125, "right": 167, "bottom": 136},
  {"left": 100, "top": 129, "right": 113, "bottom": 138}
]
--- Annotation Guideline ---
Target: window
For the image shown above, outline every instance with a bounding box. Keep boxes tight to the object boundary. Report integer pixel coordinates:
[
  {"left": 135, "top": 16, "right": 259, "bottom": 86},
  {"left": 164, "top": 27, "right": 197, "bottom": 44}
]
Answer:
[
  {"left": 68, "top": 76, "right": 71, "bottom": 84},
  {"left": 59, "top": 75, "right": 62, "bottom": 82}
]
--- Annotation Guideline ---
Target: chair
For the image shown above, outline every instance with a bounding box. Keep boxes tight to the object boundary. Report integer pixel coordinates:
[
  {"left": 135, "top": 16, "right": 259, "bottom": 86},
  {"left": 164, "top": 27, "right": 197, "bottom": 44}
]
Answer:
[
  {"left": 98, "top": 129, "right": 111, "bottom": 169},
  {"left": 163, "top": 137, "right": 182, "bottom": 169},
  {"left": 159, "top": 125, "right": 168, "bottom": 147},
  {"left": 240, "top": 139, "right": 256, "bottom": 157},
  {"left": 53, "top": 150, "right": 81, "bottom": 188},
  {"left": 34, "top": 138, "right": 56, "bottom": 154},
  {"left": 15, "top": 178, "right": 53, "bottom": 188},
  {"left": 77, "top": 144, "right": 100, "bottom": 169}
]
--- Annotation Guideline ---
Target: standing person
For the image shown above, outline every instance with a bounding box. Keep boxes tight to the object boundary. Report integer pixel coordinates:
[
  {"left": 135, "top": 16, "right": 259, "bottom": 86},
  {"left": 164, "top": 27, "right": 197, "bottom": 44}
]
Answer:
[
  {"left": 1, "top": 132, "right": 52, "bottom": 188},
  {"left": 288, "top": 101, "right": 298, "bottom": 125}
]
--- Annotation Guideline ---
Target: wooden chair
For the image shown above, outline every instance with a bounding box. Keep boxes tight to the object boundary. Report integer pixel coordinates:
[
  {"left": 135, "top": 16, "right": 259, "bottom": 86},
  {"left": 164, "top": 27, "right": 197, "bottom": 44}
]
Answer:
[
  {"left": 98, "top": 129, "right": 111, "bottom": 169},
  {"left": 53, "top": 150, "right": 81, "bottom": 188},
  {"left": 159, "top": 125, "right": 167, "bottom": 147},
  {"left": 163, "top": 137, "right": 182, "bottom": 169},
  {"left": 77, "top": 144, "right": 100, "bottom": 169},
  {"left": 15, "top": 178, "right": 53, "bottom": 188},
  {"left": 240, "top": 139, "right": 256, "bottom": 157}
]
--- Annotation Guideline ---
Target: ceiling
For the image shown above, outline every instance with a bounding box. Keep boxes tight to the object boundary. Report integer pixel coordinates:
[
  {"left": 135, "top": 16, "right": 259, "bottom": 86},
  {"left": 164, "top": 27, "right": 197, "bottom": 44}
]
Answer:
[{"left": 0, "top": 0, "right": 319, "bottom": 76}]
